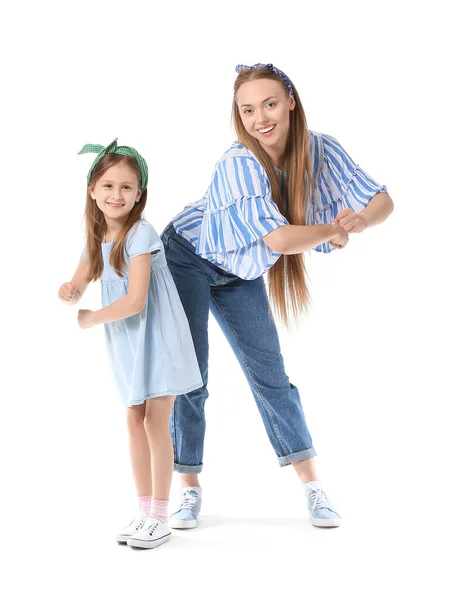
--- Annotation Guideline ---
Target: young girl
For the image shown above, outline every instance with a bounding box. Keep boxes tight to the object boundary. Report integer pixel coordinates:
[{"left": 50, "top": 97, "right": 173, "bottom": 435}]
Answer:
[
  {"left": 163, "top": 64, "right": 394, "bottom": 529},
  {"left": 58, "top": 139, "right": 203, "bottom": 549}
]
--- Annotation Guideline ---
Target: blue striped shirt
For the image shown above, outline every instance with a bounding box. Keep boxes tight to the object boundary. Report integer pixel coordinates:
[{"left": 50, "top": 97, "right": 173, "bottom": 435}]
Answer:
[{"left": 172, "top": 131, "right": 387, "bottom": 280}]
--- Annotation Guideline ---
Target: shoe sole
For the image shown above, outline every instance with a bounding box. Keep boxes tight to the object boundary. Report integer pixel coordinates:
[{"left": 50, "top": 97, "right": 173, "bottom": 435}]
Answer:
[
  {"left": 311, "top": 517, "right": 341, "bottom": 528},
  {"left": 169, "top": 519, "right": 198, "bottom": 529},
  {"left": 127, "top": 533, "right": 172, "bottom": 549},
  {"left": 116, "top": 535, "right": 129, "bottom": 543}
]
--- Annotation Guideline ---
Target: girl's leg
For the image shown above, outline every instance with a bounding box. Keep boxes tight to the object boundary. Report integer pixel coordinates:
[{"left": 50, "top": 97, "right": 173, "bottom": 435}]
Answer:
[
  {"left": 126, "top": 396, "right": 176, "bottom": 549},
  {"left": 143, "top": 395, "right": 176, "bottom": 501},
  {"left": 117, "top": 405, "right": 153, "bottom": 544},
  {"left": 126, "top": 404, "right": 152, "bottom": 496}
]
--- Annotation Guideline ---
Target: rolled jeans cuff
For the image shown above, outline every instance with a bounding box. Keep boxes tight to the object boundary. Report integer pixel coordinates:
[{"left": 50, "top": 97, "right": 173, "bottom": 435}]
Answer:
[
  {"left": 278, "top": 447, "right": 317, "bottom": 467},
  {"left": 174, "top": 462, "right": 203, "bottom": 474}
]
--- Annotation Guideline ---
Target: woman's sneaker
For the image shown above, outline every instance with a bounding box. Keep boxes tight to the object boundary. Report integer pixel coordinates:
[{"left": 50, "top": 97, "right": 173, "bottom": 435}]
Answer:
[
  {"left": 127, "top": 517, "right": 172, "bottom": 549},
  {"left": 169, "top": 487, "right": 202, "bottom": 529},
  {"left": 305, "top": 482, "right": 341, "bottom": 528},
  {"left": 116, "top": 513, "right": 148, "bottom": 543}
]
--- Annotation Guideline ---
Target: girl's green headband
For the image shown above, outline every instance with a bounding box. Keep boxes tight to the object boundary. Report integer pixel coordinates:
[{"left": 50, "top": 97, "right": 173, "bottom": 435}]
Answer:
[{"left": 78, "top": 138, "right": 148, "bottom": 191}]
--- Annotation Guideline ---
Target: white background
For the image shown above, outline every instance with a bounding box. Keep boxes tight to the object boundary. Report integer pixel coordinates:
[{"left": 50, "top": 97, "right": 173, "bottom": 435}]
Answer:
[{"left": 1, "top": 0, "right": 451, "bottom": 598}]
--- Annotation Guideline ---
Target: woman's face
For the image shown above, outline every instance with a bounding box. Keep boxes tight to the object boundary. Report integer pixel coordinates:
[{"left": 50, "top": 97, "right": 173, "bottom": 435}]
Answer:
[{"left": 236, "top": 78, "right": 295, "bottom": 155}]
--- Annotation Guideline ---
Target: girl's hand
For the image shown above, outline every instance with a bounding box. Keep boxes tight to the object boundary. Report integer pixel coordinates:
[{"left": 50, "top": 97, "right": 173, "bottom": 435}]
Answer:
[
  {"left": 328, "top": 225, "right": 349, "bottom": 249},
  {"left": 333, "top": 209, "right": 368, "bottom": 233},
  {"left": 58, "top": 282, "right": 78, "bottom": 303},
  {"left": 77, "top": 309, "right": 96, "bottom": 329}
]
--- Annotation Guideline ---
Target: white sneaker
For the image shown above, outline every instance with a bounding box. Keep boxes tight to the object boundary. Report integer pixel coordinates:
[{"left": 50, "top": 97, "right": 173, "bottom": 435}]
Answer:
[
  {"left": 127, "top": 517, "right": 172, "bottom": 549},
  {"left": 116, "top": 513, "right": 148, "bottom": 543}
]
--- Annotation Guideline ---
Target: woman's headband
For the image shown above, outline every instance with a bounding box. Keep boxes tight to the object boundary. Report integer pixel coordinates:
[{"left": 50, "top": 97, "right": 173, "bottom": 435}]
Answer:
[{"left": 235, "top": 63, "right": 294, "bottom": 96}]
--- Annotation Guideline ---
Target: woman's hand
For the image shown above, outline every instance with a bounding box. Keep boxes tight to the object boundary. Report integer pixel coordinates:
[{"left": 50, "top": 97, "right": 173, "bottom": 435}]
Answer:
[
  {"left": 58, "top": 282, "right": 79, "bottom": 304},
  {"left": 328, "top": 225, "right": 349, "bottom": 249},
  {"left": 77, "top": 309, "right": 96, "bottom": 329},
  {"left": 333, "top": 209, "right": 368, "bottom": 233}
]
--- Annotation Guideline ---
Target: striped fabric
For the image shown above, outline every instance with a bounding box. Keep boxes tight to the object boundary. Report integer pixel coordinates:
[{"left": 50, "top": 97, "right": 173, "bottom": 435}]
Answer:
[{"left": 172, "top": 131, "right": 387, "bottom": 279}]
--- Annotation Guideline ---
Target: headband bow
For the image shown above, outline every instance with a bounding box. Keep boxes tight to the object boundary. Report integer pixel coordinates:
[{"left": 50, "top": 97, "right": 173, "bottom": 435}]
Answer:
[
  {"left": 78, "top": 138, "right": 149, "bottom": 191},
  {"left": 235, "top": 63, "right": 294, "bottom": 96}
]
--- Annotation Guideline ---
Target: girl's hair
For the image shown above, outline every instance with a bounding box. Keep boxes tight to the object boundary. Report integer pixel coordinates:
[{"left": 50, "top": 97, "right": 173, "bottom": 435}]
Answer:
[
  {"left": 232, "top": 66, "right": 311, "bottom": 326},
  {"left": 84, "top": 153, "right": 147, "bottom": 283}
]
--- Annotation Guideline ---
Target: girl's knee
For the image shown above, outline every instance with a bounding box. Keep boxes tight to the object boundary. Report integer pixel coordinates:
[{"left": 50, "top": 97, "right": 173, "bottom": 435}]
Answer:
[
  {"left": 143, "top": 414, "right": 159, "bottom": 436},
  {"left": 126, "top": 405, "right": 145, "bottom": 429},
  {"left": 144, "top": 415, "right": 171, "bottom": 439}
]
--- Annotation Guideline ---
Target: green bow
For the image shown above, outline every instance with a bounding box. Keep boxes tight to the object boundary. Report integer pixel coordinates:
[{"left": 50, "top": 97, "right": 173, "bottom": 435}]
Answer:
[{"left": 78, "top": 138, "right": 148, "bottom": 191}]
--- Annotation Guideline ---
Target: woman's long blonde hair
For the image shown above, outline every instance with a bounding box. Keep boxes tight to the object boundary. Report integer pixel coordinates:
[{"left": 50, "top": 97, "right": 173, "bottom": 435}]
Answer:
[
  {"left": 84, "top": 153, "right": 147, "bottom": 282},
  {"left": 232, "top": 66, "right": 311, "bottom": 326}
]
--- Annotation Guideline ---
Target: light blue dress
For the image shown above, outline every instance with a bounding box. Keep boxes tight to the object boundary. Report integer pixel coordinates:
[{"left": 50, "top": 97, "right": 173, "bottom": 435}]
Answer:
[{"left": 82, "top": 218, "right": 203, "bottom": 406}]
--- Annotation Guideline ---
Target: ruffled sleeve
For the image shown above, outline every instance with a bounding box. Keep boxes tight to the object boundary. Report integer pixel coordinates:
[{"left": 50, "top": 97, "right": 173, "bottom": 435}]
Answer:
[
  {"left": 126, "top": 219, "right": 162, "bottom": 259},
  {"left": 195, "top": 155, "right": 288, "bottom": 279},
  {"left": 311, "top": 133, "right": 387, "bottom": 253}
]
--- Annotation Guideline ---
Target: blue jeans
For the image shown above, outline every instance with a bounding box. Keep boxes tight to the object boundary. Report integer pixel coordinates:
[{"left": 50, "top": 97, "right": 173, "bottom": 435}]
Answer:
[{"left": 161, "top": 224, "right": 316, "bottom": 473}]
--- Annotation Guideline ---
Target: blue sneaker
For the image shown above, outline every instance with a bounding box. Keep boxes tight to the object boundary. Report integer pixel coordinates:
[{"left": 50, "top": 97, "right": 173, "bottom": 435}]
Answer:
[
  {"left": 305, "top": 482, "right": 341, "bottom": 528},
  {"left": 169, "top": 487, "right": 202, "bottom": 529}
]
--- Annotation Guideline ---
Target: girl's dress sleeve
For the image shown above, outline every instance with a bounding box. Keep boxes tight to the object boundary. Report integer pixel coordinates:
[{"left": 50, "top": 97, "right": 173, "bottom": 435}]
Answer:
[
  {"left": 195, "top": 155, "right": 288, "bottom": 279},
  {"left": 312, "top": 133, "right": 387, "bottom": 253},
  {"left": 126, "top": 220, "right": 162, "bottom": 259},
  {"left": 81, "top": 247, "right": 88, "bottom": 261}
]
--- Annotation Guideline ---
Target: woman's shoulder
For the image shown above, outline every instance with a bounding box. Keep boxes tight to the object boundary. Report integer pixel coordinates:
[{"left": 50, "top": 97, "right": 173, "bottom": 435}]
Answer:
[
  {"left": 205, "top": 142, "right": 269, "bottom": 202},
  {"left": 215, "top": 141, "right": 263, "bottom": 170},
  {"left": 308, "top": 130, "right": 349, "bottom": 179},
  {"left": 308, "top": 129, "right": 343, "bottom": 152},
  {"left": 211, "top": 141, "right": 268, "bottom": 186}
]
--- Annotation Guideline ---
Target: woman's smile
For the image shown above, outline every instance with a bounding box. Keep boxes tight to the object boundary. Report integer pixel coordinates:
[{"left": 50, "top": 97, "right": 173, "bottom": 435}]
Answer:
[{"left": 257, "top": 124, "right": 276, "bottom": 136}]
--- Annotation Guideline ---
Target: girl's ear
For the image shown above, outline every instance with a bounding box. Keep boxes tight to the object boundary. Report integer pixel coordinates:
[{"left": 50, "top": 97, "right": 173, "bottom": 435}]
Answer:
[
  {"left": 89, "top": 184, "right": 96, "bottom": 200},
  {"left": 135, "top": 189, "right": 142, "bottom": 203},
  {"left": 289, "top": 95, "right": 296, "bottom": 111}
]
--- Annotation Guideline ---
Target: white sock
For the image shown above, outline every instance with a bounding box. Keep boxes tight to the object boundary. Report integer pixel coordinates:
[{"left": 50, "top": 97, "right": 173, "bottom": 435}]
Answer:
[
  {"left": 303, "top": 480, "right": 323, "bottom": 496},
  {"left": 181, "top": 486, "right": 202, "bottom": 495}
]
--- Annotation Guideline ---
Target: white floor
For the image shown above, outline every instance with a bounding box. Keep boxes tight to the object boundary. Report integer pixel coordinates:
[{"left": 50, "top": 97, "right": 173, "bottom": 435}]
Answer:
[{"left": 4, "top": 478, "right": 448, "bottom": 600}]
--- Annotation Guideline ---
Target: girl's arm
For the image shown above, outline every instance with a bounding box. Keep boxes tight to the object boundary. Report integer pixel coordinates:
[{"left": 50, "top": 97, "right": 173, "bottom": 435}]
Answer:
[
  {"left": 263, "top": 223, "right": 347, "bottom": 255},
  {"left": 58, "top": 258, "right": 89, "bottom": 305},
  {"left": 80, "top": 253, "right": 152, "bottom": 328}
]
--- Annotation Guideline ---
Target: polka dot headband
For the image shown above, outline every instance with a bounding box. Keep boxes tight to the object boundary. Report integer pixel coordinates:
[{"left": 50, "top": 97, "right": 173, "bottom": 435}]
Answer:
[{"left": 235, "top": 63, "right": 294, "bottom": 96}]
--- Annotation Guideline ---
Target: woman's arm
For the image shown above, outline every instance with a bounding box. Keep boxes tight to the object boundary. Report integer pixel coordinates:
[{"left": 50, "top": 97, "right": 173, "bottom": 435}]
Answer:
[
  {"left": 358, "top": 192, "right": 394, "bottom": 228},
  {"left": 78, "top": 253, "right": 151, "bottom": 328},
  {"left": 263, "top": 223, "right": 347, "bottom": 255},
  {"left": 334, "top": 193, "right": 394, "bottom": 233}
]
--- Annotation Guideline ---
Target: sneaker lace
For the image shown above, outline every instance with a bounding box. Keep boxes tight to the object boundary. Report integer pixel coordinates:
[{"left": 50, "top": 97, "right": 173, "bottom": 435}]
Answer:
[
  {"left": 309, "top": 489, "right": 334, "bottom": 514},
  {"left": 181, "top": 490, "right": 199, "bottom": 510}
]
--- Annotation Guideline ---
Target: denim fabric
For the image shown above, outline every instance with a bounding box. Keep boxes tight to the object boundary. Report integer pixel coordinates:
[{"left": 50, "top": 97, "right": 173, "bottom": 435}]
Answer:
[{"left": 161, "top": 223, "right": 316, "bottom": 472}]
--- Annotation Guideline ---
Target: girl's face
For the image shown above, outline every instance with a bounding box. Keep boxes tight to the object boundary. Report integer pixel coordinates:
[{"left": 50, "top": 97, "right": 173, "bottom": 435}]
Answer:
[
  {"left": 236, "top": 78, "right": 295, "bottom": 153},
  {"left": 90, "top": 163, "right": 141, "bottom": 224}
]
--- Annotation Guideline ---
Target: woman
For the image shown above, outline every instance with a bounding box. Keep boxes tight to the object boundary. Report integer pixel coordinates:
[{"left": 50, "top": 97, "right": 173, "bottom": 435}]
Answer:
[{"left": 161, "top": 63, "right": 394, "bottom": 528}]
